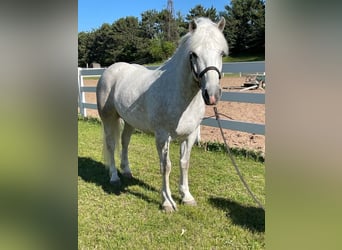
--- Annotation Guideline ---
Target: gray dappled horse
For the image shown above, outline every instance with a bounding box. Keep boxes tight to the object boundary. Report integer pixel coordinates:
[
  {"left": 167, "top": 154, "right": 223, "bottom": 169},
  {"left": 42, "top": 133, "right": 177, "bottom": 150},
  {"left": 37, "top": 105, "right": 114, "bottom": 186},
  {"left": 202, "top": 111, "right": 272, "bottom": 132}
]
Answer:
[{"left": 96, "top": 17, "right": 228, "bottom": 212}]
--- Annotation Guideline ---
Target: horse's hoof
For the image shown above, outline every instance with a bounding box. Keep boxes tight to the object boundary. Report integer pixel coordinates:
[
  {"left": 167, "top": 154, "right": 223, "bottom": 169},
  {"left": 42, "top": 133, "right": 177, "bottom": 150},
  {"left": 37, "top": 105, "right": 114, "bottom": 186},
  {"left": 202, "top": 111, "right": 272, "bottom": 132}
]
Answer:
[
  {"left": 122, "top": 172, "right": 133, "bottom": 179},
  {"left": 163, "top": 206, "right": 175, "bottom": 213},
  {"left": 110, "top": 179, "right": 121, "bottom": 187},
  {"left": 183, "top": 199, "right": 197, "bottom": 206},
  {"left": 162, "top": 205, "right": 177, "bottom": 213}
]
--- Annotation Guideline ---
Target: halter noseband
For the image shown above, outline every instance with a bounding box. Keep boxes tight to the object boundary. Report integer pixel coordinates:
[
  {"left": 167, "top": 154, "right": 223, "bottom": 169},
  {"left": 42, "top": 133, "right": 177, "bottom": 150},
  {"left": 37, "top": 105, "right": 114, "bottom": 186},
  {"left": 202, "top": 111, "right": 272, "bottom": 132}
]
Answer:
[{"left": 189, "top": 52, "right": 222, "bottom": 87}]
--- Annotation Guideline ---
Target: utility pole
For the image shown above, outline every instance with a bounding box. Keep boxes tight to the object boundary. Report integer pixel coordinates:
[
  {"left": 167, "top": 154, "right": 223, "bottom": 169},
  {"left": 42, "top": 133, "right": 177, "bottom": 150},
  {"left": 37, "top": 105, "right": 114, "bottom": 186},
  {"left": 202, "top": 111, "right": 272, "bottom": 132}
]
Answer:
[{"left": 166, "top": 0, "right": 175, "bottom": 41}]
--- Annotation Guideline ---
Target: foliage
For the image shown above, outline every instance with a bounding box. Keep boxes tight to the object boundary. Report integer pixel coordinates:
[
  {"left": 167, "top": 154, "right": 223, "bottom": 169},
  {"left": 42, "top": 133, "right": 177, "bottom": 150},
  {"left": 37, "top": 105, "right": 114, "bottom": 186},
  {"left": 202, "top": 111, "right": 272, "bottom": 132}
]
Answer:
[
  {"left": 78, "top": 2, "right": 265, "bottom": 67},
  {"left": 221, "top": 0, "right": 265, "bottom": 55},
  {"left": 149, "top": 38, "right": 176, "bottom": 62},
  {"left": 223, "top": 51, "right": 265, "bottom": 62},
  {"left": 186, "top": 4, "right": 219, "bottom": 22},
  {"left": 87, "top": 23, "right": 117, "bottom": 66},
  {"left": 141, "top": 9, "right": 163, "bottom": 39},
  {"left": 78, "top": 119, "right": 265, "bottom": 249},
  {"left": 78, "top": 32, "right": 90, "bottom": 67},
  {"left": 198, "top": 141, "right": 265, "bottom": 163}
]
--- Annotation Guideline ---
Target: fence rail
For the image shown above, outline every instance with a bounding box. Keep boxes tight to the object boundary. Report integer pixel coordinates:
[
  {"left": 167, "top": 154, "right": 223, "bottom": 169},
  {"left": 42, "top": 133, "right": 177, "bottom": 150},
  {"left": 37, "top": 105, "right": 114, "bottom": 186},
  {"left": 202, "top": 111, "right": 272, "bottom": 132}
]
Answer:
[{"left": 78, "top": 62, "right": 265, "bottom": 135}]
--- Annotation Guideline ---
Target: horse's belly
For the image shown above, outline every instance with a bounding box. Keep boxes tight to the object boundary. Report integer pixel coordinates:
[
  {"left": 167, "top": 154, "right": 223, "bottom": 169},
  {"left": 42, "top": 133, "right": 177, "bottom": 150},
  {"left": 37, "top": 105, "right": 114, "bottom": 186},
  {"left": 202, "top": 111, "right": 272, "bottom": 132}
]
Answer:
[
  {"left": 114, "top": 96, "right": 155, "bottom": 133},
  {"left": 123, "top": 112, "right": 153, "bottom": 133}
]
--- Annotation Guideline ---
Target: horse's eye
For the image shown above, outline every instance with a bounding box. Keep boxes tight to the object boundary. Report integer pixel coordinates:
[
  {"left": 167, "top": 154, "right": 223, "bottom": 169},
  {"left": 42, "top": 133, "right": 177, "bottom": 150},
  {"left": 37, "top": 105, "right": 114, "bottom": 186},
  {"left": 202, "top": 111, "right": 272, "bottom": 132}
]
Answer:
[{"left": 190, "top": 51, "right": 198, "bottom": 59}]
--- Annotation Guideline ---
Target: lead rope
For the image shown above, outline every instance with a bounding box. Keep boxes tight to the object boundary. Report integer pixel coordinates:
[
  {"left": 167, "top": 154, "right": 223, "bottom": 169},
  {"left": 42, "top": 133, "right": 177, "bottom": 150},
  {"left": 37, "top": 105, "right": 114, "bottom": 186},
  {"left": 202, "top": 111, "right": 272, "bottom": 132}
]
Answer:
[{"left": 213, "top": 107, "right": 265, "bottom": 211}]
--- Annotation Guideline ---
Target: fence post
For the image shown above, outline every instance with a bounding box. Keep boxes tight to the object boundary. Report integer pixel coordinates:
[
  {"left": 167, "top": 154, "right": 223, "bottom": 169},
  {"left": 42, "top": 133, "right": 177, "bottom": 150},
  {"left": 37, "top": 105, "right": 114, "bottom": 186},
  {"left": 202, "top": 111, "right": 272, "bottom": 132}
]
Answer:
[{"left": 78, "top": 67, "right": 87, "bottom": 117}]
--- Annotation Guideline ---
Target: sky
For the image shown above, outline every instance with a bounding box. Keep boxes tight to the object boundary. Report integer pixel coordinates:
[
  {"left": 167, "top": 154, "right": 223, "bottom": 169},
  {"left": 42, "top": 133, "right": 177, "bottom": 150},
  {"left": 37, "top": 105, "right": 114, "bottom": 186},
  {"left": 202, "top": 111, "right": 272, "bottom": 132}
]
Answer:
[{"left": 78, "top": 0, "right": 230, "bottom": 32}]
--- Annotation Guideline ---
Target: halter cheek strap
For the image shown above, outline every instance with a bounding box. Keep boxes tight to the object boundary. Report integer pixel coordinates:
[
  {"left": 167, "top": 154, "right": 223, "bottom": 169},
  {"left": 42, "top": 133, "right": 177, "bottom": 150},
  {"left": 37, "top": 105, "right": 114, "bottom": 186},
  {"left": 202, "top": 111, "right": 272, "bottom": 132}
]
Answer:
[{"left": 189, "top": 52, "right": 222, "bottom": 87}]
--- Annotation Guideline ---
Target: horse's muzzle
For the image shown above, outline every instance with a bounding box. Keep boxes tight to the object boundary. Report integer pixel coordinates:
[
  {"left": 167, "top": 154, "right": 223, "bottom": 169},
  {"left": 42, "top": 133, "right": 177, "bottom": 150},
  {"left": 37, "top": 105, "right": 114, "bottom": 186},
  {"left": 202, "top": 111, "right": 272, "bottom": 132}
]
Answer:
[{"left": 203, "top": 89, "right": 221, "bottom": 105}]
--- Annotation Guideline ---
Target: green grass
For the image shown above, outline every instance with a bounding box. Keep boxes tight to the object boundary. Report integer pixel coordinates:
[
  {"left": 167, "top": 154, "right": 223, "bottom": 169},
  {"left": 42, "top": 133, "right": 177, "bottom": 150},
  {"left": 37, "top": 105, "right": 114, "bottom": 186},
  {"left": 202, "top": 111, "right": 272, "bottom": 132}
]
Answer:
[
  {"left": 223, "top": 53, "right": 265, "bottom": 63},
  {"left": 78, "top": 118, "right": 265, "bottom": 249}
]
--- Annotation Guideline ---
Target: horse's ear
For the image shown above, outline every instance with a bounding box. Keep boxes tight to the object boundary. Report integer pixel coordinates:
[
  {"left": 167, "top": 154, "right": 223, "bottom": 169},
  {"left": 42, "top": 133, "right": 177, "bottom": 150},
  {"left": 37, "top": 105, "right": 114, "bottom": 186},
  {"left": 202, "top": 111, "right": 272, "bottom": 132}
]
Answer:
[
  {"left": 189, "top": 19, "right": 197, "bottom": 32},
  {"left": 217, "top": 17, "right": 226, "bottom": 32}
]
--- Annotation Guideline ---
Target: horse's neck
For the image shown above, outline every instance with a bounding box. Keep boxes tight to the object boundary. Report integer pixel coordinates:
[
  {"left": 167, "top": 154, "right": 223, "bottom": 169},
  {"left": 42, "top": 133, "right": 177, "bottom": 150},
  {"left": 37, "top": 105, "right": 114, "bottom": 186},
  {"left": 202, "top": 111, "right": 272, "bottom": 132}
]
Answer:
[{"left": 161, "top": 47, "right": 200, "bottom": 102}]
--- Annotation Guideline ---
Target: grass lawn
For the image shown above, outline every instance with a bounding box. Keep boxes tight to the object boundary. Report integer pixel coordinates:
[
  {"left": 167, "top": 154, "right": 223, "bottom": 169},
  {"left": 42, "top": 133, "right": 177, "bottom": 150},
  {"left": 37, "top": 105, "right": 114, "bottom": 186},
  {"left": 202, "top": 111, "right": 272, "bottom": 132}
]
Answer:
[
  {"left": 223, "top": 53, "right": 265, "bottom": 63},
  {"left": 78, "top": 118, "right": 265, "bottom": 249}
]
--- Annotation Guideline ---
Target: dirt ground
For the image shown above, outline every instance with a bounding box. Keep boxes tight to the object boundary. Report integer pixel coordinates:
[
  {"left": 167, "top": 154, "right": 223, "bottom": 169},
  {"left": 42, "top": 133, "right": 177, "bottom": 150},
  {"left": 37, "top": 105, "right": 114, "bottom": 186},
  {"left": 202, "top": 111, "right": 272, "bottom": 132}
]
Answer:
[{"left": 81, "top": 75, "right": 265, "bottom": 153}]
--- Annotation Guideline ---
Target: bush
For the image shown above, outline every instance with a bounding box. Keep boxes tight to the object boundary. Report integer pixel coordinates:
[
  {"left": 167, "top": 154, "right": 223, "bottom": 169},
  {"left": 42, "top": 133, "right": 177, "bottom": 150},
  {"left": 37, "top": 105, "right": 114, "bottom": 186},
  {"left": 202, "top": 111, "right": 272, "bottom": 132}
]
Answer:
[{"left": 149, "top": 39, "right": 176, "bottom": 62}]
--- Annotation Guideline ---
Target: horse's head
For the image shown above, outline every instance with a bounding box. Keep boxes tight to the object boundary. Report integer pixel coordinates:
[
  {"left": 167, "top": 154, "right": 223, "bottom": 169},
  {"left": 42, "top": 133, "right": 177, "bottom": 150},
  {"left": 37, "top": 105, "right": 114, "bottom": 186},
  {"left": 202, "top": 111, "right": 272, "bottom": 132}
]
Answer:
[{"left": 188, "top": 17, "right": 228, "bottom": 105}]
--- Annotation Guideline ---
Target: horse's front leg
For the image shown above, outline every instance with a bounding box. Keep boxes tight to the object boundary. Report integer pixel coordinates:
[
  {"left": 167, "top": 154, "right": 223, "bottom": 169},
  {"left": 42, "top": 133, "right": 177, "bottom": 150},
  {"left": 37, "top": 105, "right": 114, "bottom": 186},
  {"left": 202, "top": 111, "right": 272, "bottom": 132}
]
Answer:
[
  {"left": 179, "top": 128, "right": 198, "bottom": 206},
  {"left": 155, "top": 132, "right": 177, "bottom": 212}
]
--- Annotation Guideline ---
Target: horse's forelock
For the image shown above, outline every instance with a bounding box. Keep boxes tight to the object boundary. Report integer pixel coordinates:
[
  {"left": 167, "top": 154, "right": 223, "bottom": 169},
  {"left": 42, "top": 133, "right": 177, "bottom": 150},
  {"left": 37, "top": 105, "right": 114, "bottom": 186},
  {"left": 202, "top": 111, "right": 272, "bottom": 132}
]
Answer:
[{"left": 180, "top": 18, "right": 228, "bottom": 54}]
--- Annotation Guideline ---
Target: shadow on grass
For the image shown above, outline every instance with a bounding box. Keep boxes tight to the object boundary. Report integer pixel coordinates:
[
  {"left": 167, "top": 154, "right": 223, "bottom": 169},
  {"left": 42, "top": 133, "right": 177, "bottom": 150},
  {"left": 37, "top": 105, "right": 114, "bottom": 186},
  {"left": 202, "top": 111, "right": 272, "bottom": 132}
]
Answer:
[
  {"left": 78, "top": 157, "right": 160, "bottom": 206},
  {"left": 208, "top": 197, "right": 265, "bottom": 233}
]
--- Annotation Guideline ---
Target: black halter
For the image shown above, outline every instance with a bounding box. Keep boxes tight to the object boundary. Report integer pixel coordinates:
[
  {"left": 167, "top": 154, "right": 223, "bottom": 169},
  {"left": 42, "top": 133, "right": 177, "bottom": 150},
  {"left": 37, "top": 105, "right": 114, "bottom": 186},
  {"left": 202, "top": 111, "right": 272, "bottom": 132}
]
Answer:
[{"left": 189, "top": 52, "right": 222, "bottom": 88}]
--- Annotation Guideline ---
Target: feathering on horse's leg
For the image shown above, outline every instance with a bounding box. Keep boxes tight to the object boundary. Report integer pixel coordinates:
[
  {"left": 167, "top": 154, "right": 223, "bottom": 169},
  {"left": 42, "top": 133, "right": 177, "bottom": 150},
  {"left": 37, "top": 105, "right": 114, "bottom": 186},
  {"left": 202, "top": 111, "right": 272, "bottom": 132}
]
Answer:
[
  {"left": 179, "top": 130, "right": 197, "bottom": 206},
  {"left": 120, "top": 122, "right": 134, "bottom": 178},
  {"left": 155, "top": 132, "right": 177, "bottom": 212}
]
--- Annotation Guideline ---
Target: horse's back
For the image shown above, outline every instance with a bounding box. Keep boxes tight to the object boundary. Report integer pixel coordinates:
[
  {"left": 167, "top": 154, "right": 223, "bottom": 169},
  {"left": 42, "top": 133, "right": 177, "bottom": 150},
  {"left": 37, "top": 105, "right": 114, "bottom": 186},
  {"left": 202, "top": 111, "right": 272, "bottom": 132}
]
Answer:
[
  {"left": 96, "top": 62, "right": 157, "bottom": 131},
  {"left": 98, "top": 62, "right": 148, "bottom": 90}
]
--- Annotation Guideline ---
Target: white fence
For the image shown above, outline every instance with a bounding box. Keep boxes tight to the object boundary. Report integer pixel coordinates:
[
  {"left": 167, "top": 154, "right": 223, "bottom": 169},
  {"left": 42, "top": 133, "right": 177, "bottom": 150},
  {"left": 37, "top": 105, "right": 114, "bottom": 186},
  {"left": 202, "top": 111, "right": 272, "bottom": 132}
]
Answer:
[{"left": 78, "top": 64, "right": 265, "bottom": 135}]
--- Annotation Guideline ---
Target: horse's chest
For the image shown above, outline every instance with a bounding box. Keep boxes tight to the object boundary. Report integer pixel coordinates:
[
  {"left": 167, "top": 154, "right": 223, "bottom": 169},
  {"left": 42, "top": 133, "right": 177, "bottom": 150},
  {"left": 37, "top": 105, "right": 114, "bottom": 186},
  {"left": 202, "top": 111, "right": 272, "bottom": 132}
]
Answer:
[
  {"left": 173, "top": 105, "right": 204, "bottom": 138},
  {"left": 174, "top": 120, "right": 199, "bottom": 137}
]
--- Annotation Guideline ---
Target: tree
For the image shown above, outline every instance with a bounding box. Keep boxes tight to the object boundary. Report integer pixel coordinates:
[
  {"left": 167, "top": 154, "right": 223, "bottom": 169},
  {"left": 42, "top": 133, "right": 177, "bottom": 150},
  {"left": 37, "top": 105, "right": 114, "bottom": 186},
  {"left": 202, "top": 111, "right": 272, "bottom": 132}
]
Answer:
[
  {"left": 175, "top": 11, "right": 188, "bottom": 38},
  {"left": 221, "top": 0, "right": 265, "bottom": 55},
  {"left": 204, "top": 6, "right": 219, "bottom": 21},
  {"left": 78, "top": 32, "right": 90, "bottom": 67},
  {"left": 84, "top": 17, "right": 152, "bottom": 66},
  {"left": 157, "top": 9, "right": 178, "bottom": 42},
  {"left": 112, "top": 17, "right": 141, "bottom": 62},
  {"left": 78, "top": 2, "right": 264, "bottom": 66},
  {"left": 87, "top": 23, "right": 116, "bottom": 66},
  {"left": 140, "top": 9, "right": 179, "bottom": 61},
  {"left": 149, "top": 38, "right": 176, "bottom": 62},
  {"left": 186, "top": 5, "right": 219, "bottom": 22},
  {"left": 141, "top": 9, "right": 162, "bottom": 39}
]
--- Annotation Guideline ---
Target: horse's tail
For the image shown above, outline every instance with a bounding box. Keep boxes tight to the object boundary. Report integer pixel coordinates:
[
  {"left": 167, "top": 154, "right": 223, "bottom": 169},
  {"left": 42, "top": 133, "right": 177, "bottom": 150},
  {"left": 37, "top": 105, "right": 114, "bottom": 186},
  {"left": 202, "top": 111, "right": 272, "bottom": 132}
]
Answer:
[{"left": 101, "top": 115, "right": 121, "bottom": 170}]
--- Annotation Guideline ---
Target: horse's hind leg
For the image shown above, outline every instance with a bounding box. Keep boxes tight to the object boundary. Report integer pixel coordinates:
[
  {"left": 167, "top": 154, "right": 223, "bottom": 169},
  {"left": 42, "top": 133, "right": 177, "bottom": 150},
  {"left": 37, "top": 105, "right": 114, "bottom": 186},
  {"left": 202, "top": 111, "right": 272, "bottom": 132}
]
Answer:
[
  {"left": 101, "top": 114, "right": 121, "bottom": 186},
  {"left": 120, "top": 122, "right": 134, "bottom": 178}
]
